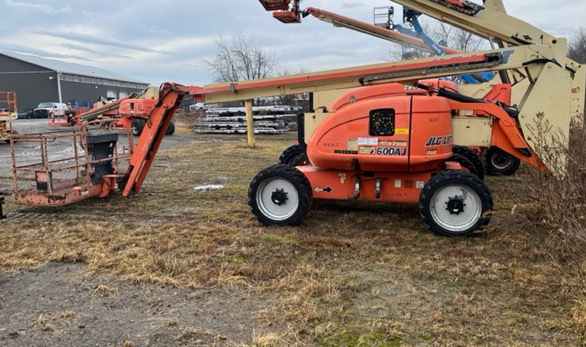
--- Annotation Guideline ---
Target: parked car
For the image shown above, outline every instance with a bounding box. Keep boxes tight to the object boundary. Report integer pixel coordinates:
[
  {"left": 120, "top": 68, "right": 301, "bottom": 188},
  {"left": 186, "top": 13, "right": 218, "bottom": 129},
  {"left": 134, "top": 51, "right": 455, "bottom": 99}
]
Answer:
[{"left": 34, "top": 102, "right": 68, "bottom": 119}]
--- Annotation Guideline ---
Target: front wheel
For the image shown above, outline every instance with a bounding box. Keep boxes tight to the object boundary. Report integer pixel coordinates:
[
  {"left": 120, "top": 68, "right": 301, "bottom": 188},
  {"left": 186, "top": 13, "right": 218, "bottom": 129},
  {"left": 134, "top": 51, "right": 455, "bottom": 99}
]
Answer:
[
  {"left": 419, "top": 171, "right": 493, "bottom": 237},
  {"left": 248, "top": 164, "right": 312, "bottom": 225}
]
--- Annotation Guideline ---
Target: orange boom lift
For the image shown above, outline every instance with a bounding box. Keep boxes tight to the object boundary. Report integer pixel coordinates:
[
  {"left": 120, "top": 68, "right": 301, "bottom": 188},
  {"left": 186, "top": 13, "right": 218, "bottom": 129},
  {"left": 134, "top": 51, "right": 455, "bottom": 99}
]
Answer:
[{"left": 6, "top": 0, "right": 585, "bottom": 237}]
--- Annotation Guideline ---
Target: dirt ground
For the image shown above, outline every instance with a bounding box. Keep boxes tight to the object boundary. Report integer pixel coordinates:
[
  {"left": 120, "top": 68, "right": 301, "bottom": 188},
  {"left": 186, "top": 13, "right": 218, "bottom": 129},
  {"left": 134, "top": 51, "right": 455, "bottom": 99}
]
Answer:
[{"left": 0, "top": 120, "right": 583, "bottom": 346}]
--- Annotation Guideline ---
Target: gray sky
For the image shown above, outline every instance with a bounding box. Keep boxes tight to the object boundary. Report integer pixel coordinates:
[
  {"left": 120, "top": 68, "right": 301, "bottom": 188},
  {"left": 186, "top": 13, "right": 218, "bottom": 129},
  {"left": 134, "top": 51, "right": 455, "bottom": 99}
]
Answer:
[{"left": 0, "top": 0, "right": 584, "bottom": 86}]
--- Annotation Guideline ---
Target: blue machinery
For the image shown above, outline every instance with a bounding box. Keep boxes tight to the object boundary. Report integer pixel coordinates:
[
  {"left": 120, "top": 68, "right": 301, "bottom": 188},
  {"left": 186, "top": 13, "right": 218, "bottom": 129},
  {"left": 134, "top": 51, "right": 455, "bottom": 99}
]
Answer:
[{"left": 374, "top": 5, "right": 495, "bottom": 84}]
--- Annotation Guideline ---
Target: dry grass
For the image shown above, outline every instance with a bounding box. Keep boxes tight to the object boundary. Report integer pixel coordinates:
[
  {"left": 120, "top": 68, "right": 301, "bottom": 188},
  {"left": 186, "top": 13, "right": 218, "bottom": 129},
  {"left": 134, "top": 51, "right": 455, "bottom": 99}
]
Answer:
[
  {"left": 35, "top": 310, "right": 77, "bottom": 334},
  {"left": 92, "top": 284, "right": 118, "bottom": 297},
  {"left": 1, "top": 133, "right": 585, "bottom": 345}
]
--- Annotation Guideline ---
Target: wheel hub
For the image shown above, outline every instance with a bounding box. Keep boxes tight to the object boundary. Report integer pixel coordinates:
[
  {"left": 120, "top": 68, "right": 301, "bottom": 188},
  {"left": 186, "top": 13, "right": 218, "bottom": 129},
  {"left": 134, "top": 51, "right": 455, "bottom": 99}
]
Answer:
[
  {"left": 271, "top": 188, "right": 288, "bottom": 206},
  {"left": 446, "top": 196, "right": 466, "bottom": 215}
]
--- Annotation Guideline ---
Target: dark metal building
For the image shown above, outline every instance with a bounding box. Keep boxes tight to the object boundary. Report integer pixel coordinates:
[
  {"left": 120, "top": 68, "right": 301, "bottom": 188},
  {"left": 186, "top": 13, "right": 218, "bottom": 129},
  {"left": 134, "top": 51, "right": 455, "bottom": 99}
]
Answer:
[{"left": 0, "top": 51, "right": 149, "bottom": 111}]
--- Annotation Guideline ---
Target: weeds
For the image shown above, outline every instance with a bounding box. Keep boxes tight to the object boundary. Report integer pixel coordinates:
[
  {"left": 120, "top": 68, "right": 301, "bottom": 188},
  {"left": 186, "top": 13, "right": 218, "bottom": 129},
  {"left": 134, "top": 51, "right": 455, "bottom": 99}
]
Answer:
[
  {"left": 526, "top": 114, "right": 586, "bottom": 258},
  {"left": 526, "top": 114, "right": 586, "bottom": 336}
]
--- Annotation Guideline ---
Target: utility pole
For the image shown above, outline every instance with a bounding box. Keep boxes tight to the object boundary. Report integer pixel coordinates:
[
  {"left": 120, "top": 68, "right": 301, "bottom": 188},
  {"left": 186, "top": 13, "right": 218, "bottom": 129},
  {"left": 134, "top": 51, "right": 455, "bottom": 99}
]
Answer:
[{"left": 56, "top": 72, "right": 63, "bottom": 104}]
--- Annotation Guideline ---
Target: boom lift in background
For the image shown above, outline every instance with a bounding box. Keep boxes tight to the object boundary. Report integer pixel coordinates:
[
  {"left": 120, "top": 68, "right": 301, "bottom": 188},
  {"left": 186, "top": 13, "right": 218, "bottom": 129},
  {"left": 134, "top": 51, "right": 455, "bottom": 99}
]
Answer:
[
  {"left": 0, "top": 92, "right": 17, "bottom": 143},
  {"left": 5, "top": 0, "right": 585, "bottom": 237},
  {"left": 48, "top": 87, "right": 176, "bottom": 137}
]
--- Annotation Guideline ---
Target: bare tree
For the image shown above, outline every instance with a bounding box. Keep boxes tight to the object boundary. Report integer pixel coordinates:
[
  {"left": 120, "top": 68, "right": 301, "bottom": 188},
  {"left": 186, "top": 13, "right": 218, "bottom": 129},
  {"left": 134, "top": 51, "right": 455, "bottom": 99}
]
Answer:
[
  {"left": 428, "top": 22, "right": 487, "bottom": 52},
  {"left": 569, "top": 28, "right": 586, "bottom": 64},
  {"left": 206, "top": 31, "right": 277, "bottom": 83}
]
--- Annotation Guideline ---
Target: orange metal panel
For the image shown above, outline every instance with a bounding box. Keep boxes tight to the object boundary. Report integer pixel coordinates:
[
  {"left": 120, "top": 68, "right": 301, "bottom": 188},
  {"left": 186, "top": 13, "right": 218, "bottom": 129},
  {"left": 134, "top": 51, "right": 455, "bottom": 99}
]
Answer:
[{"left": 299, "top": 166, "right": 433, "bottom": 203}]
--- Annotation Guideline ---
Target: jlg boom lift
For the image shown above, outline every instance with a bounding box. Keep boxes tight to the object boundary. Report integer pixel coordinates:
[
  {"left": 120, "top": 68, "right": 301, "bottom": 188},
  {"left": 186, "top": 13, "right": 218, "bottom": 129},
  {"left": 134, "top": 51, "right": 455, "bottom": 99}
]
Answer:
[
  {"left": 6, "top": 0, "right": 585, "bottom": 237},
  {"left": 275, "top": 3, "right": 516, "bottom": 175}
]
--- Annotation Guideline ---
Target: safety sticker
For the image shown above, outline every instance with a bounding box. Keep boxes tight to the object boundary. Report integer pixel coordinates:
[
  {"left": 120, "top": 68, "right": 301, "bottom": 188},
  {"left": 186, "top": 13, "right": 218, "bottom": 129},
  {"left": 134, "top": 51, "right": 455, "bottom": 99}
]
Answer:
[
  {"left": 314, "top": 186, "right": 332, "bottom": 193},
  {"left": 395, "top": 128, "right": 409, "bottom": 135},
  {"left": 380, "top": 141, "right": 408, "bottom": 147},
  {"left": 416, "top": 181, "right": 425, "bottom": 189},
  {"left": 358, "top": 137, "right": 378, "bottom": 146}
]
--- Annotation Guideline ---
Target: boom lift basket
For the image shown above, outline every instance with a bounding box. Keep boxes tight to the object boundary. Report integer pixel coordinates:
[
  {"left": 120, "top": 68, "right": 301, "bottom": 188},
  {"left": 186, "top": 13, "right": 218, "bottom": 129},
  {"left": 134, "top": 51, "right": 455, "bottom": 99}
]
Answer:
[
  {"left": 273, "top": 11, "right": 301, "bottom": 23},
  {"left": 259, "top": 0, "right": 290, "bottom": 11},
  {"left": 10, "top": 128, "right": 134, "bottom": 206}
]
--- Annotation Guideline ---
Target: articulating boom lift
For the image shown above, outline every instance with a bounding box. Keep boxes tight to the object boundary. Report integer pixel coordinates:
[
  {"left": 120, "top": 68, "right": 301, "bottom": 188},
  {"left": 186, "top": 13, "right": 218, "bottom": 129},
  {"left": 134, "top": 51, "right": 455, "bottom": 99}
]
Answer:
[{"left": 7, "top": 0, "right": 585, "bottom": 237}]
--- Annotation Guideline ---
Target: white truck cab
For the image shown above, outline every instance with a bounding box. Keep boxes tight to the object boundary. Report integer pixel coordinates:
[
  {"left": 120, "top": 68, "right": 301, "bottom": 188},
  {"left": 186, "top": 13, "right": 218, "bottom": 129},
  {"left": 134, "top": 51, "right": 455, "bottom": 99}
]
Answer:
[{"left": 34, "top": 102, "right": 68, "bottom": 118}]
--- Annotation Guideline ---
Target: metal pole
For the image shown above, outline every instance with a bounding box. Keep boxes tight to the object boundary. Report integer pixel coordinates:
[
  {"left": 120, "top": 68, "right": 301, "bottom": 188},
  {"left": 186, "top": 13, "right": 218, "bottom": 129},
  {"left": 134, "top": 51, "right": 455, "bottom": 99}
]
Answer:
[
  {"left": 245, "top": 99, "right": 255, "bottom": 147},
  {"left": 56, "top": 72, "right": 63, "bottom": 103}
]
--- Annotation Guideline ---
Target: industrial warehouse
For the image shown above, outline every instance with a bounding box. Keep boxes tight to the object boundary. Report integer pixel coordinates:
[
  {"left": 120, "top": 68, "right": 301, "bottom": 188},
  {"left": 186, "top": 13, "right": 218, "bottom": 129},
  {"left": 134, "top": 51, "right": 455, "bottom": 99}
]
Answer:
[
  {"left": 0, "top": 51, "right": 148, "bottom": 112},
  {"left": 1, "top": 0, "right": 586, "bottom": 346}
]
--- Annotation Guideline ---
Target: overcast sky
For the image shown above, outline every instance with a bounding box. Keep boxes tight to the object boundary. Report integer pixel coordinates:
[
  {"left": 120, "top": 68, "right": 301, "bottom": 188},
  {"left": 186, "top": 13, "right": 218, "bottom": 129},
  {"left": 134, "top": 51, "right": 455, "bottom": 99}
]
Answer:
[{"left": 0, "top": 0, "right": 584, "bottom": 86}]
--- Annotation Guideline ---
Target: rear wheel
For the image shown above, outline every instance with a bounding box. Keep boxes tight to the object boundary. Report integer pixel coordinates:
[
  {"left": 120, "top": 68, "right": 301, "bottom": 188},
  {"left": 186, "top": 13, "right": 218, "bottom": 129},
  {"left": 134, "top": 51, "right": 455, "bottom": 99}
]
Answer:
[
  {"left": 452, "top": 145, "right": 484, "bottom": 179},
  {"left": 248, "top": 164, "right": 312, "bottom": 225},
  {"left": 290, "top": 153, "right": 309, "bottom": 166},
  {"left": 485, "top": 147, "right": 521, "bottom": 176},
  {"left": 131, "top": 119, "right": 145, "bottom": 136},
  {"left": 419, "top": 171, "right": 493, "bottom": 237},
  {"left": 448, "top": 153, "right": 482, "bottom": 178},
  {"left": 279, "top": 144, "right": 307, "bottom": 166}
]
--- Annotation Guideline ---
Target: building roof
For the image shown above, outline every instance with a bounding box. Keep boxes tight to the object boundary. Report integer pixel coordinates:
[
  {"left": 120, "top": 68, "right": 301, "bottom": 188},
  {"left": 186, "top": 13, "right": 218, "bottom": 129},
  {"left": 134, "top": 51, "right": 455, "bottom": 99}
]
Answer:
[{"left": 0, "top": 50, "right": 147, "bottom": 84}]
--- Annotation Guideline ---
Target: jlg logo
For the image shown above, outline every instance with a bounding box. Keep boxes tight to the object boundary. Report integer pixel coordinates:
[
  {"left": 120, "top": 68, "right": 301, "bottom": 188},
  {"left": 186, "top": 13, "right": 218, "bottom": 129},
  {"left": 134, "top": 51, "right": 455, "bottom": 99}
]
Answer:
[{"left": 425, "top": 136, "right": 453, "bottom": 147}]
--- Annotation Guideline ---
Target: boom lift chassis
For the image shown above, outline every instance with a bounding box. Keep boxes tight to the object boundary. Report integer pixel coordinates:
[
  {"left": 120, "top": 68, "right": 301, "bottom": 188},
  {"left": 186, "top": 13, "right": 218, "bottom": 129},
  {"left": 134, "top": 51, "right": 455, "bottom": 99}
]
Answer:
[{"left": 6, "top": 0, "right": 585, "bottom": 236}]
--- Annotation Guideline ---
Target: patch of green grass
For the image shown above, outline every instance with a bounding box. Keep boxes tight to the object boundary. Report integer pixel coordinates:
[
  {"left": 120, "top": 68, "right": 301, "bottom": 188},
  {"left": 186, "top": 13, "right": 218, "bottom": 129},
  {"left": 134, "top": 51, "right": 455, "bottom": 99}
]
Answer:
[
  {"left": 228, "top": 257, "right": 247, "bottom": 265},
  {"left": 260, "top": 233, "right": 296, "bottom": 245},
  {"left": 321, "top": 326, "right": 402, "bottom": 347}
]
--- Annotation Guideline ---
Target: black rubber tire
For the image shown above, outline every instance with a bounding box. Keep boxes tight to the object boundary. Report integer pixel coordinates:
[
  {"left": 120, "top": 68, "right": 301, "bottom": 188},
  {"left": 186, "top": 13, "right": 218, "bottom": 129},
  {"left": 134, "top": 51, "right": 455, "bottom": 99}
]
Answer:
[
  {"left": 248, "top": 164, "right": 312, "bottom": 225},
  {"left": 419, "top": 171, "right": 493, "bottom": 237},
  {"left": 131, "top": 119, "right": 145, "bottom": 137},
  {"left": 279, "top": 144, "right": 307, "bottom": 166},
  {"left": 452, "top": 145, "right": 485, "bottom": 180},
  {"left": 165, "top": 121, "right": 176, "bottom": 136},
  {"left": 448, "top": 153, "right": 482, "bottom": 179},
  {"left": 290, "top": 153, "right": 309, "bottom": 166},
  {"left": 484, "top": 147, "right": 521, "bottom": 176}
]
